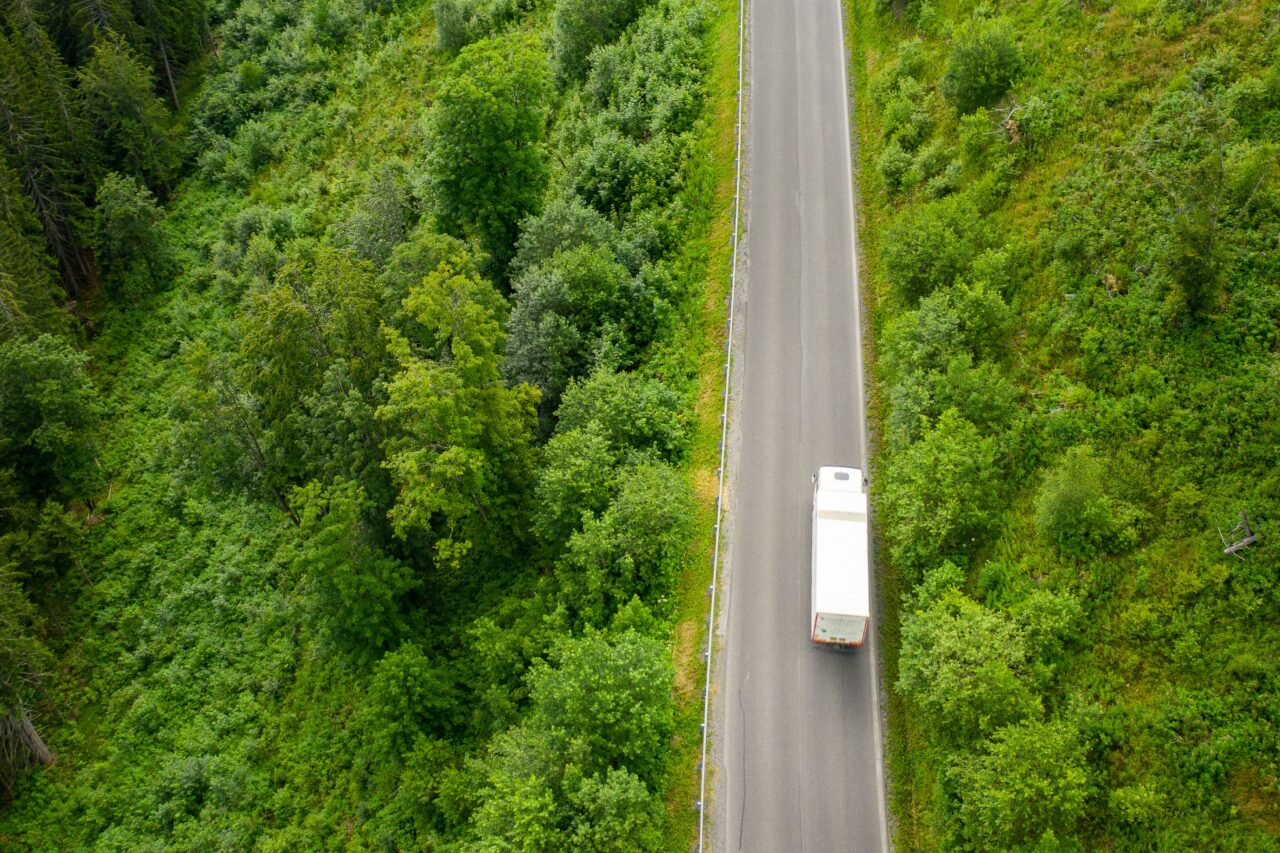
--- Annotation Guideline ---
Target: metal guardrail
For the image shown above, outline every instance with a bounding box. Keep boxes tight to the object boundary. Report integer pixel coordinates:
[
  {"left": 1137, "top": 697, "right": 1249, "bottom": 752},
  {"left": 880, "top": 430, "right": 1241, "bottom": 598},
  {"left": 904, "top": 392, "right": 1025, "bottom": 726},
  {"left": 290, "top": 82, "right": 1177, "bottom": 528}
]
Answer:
[{"left": 695, "top": 0, "right": 746, "bottom": 847}]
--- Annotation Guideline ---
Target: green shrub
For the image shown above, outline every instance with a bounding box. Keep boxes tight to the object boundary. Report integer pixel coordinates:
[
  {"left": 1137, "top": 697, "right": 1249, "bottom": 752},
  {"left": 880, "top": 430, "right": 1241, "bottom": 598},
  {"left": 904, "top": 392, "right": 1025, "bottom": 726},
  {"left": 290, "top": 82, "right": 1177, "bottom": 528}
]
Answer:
[
  {"left": 551, "top": 0, "right": 649, "bottom": 84},
  {"left": 941, "top": 24, "right": 1022, "bottom": 115},
  {"left": 898, "top": 589, "right": 1040, "bottom": 742},
  {"left": 533, "top": 425, "right": 618, "bottom": 547},
  {"left": 877, "top": 141, "right": 915, "bottom": 194},
  {"left": 878, "top": 409, "right": 1001, "bottom": 583},
  {"left": 555, "top": 368, "right": 689, "bottom": 462},
  {"left": 880, "top": 196, "right": 982, "bottom": 303},
  {"left": 559, "top": 462, "right": 694, "bottom": 621},
  {"left": 1034, "top": 446, "right": 1130, "bottom": 559},
  {"left": 1224, "top": 74, "right": 1279, "bottom": 138},
  {"left": 948, "top": 718, "right": 1089, "bottom": 850},
  {"left": 0, "top": 335, "right": 103, "bottom": 500},
  {"left": 882, "top": 79, "right": 933, "bottom": 151},
  {"left": 871, "top": 36, "right": 927, "bottom": 106}
]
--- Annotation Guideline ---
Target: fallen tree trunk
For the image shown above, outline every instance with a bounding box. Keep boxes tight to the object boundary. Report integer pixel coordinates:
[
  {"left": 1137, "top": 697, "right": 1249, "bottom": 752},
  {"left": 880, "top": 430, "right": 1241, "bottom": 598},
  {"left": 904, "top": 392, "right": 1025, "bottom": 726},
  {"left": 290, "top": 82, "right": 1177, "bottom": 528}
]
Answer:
[{"left": 0, "top": 706, "right": 52, "bottom": 799}]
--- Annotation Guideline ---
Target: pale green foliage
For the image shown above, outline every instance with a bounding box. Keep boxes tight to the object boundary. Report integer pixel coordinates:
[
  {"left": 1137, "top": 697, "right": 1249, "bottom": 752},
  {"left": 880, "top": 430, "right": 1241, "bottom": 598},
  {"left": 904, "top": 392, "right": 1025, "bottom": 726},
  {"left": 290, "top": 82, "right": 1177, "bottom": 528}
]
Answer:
[
  {"left": 471, "top": 769, "right": 564, "bottom": 852},
  {"left": 898, "top": 589, "right": 1040, "bottom": 742},
  {"left": 877, "top": 141, "right": 914, "bottom": 193},
  {"left": 878, "top": 409, "right": 999, "bottom": 583},
  {"left": 560, "top": 461, "right": 693, "bottom": 623},
  {"left": 551, "top": 0, "right": 648, "bottom": 85},
  {"left": 1034, "top": 446, "right": 1129, "bottom": 559},
  {"left": 434, "top": 0, "right": 531, "bottom": 53},
  {"left": 533, "top": 425, "right": 617, "bottom": 547},
  {"left": 882, "top": 77, "right": 932, "bottom": 151},
  {"left": 330, "top": 161, "right": 416, "bottom": 265},
  {"left": 378, "top": 254, "right": 538, "bottom": 566},
  {"left": 555, "top": 367, "right": 689, "bottom": 461},
  {"left": 911, "top": 559, "right": 965, "bottom": 609},
  {"left": 948, "top": 718, "right": 1089, "bottom": 850},
  {"left": 565, "top": 768, "right": 664, "bottom": 852},
  {"left": 583, "top": 0, "right": 710, "bottom": 138},
  {"left": 1013, "top": 589, "right": 1083, "bottom": 671}
]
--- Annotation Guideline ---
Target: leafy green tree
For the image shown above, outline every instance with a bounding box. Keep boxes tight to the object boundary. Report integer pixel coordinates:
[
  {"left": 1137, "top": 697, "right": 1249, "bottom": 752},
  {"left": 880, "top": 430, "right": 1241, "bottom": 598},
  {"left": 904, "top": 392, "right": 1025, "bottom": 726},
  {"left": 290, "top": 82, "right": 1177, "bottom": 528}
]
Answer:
[
  {"left": 237, "top": 248, "right": 388, "bottom": 491},
  {"left": 880, "top": 197, "right": 981, "bottom": 303},
  {"left": 470, "top": 767, "right": 565, "bottom": 853},
  {"left": 95, "top": 171, "right": 169, "bottom": 289},
  {"left": 948, "top": 718, "right": 1089, "bottom": 850},
  {"left": 886, "top": 353, "right": 1016, "bottom": 448},
  {"left": 433, "top": 0, "right": 478, "bottom": 53},
  {"left": 582, "top": 0, "right": 709, "bottom": 138},
  {"left": 378, "top": 254, "right": 538, "bottom": 568},
  {"left": 173, "top": 339, "right": 298, "bottom": 520},
  {"left": 528, "top": 629, "right": 673, "bottom": 787},
  {"left": 565, "top": 768, "right": 663, "bottom": 853},
  {"left": 878, "top": 408, "right": 1000, "bottom": 584},
  {"left": 0, "top": 334, "right": 102, "bottom": 499},
  {"left": 77, "top": 31, "right": 176, "bottom": 190},
  {"left": 941, "top": 24, "right": 1022, "bottom": 115},
  {"left": 360, "top": 643, "right": 457, "bottom": 769},
  {"left": 506, "top": 246, "right": 663, "bottom": 412},
  {"left": 559, "top": 461, "right": 693, "bottom": 623},
  {"left": 881, "top": 77, "right": 933, "bottom": 151},
  {"left": 550, "top": 0, "right": 647, "bottom": 85},
  {"left": 1013, "top": 589, "right": 1083, "bottom": 674},
  {"left": 424, "top": 32, "right": 550, "bottom": 274},
  {"left": 290, "top": 478, "right": 416, "bottom": 660},
  {"left": 533, "top": 425, "right": 617, "bottom": 548},
  {"left": 898, "top": 589, "right": 1040, "bottom": 743},
  {"left": 512, "top": 195, "right": 620, "bottom": 276},
  {"left": 331, "top": 161, "right": 415, "bottom": 266},
  {"left": 554, "top": 367, "right": 688, "bottom": 461},
  {"left": 878, "top": 141, "right": 915, "bottom": 193}
]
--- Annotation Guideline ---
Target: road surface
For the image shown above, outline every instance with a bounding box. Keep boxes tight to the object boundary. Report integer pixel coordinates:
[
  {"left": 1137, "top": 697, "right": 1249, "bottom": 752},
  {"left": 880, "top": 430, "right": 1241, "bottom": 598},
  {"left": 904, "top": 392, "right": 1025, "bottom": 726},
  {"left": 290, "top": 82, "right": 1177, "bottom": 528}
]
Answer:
[{"left": 712, "top": 0, "right": 889, "bottom": 850}]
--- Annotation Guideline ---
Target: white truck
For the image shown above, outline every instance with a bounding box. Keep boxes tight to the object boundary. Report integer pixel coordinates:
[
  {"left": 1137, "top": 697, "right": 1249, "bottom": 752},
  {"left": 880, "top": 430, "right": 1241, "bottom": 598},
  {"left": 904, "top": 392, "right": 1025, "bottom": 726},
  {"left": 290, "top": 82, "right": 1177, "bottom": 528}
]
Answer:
[{"left": 811, "top": 466, "right": 870, "bottom": 648}]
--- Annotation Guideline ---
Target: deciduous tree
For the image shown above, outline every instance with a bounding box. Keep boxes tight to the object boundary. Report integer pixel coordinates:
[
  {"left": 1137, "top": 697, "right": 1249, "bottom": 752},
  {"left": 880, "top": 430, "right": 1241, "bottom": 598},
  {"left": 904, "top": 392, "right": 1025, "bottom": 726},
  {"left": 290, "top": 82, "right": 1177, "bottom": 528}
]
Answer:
[
  {"left": 424, "top": 32, "right": 550, "bottom": 275},
  {"left": 377, "top": 254, "right": 538, "bottom": 568}
]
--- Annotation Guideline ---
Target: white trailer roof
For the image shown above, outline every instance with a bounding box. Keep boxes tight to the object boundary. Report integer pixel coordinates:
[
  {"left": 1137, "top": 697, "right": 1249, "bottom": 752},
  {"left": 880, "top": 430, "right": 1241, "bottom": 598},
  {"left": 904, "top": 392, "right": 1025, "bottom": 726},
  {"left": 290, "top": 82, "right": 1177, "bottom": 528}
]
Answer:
[{"left": 813, "top": 466, "right": 870, "bottom": 618}]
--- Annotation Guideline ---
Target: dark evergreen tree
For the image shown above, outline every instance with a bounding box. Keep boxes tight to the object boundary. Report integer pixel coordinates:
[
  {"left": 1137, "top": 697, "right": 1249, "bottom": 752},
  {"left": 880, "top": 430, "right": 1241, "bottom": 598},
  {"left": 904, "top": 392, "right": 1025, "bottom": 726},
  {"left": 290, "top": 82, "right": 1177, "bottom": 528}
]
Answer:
[
  {"left": 77, "top": 31, "right": 175, "bottom": 189},
  {"left": 0, "top": 17, "right": 99, "bottom": 296}
]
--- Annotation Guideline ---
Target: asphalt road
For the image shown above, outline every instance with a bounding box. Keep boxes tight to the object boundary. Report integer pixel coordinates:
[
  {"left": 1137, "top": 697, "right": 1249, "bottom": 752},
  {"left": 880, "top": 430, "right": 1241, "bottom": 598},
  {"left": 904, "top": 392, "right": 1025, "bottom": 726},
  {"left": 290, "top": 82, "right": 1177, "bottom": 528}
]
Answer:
[{"left": 711, "top": 0, "right": 889, "bottom": 850}]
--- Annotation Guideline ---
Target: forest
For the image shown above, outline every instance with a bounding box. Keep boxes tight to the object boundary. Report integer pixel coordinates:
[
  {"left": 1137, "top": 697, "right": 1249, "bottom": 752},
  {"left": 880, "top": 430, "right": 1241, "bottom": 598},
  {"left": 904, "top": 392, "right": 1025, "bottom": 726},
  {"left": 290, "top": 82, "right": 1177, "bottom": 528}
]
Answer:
[
  {"left": 849, "top": 0, "right": 1280, "bottom": 849},
  {"left": 0, "top": 0, "right": 737, "bottom": 847}
]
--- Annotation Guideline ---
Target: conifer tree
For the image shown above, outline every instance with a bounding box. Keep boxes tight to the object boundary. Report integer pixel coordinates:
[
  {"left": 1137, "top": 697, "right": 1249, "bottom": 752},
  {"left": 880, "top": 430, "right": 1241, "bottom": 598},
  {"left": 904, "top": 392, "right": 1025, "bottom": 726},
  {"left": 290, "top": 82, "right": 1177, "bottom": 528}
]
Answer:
[
  {"left": 77, "top": 31, "right": 175, "bottom": 190},
  {"left": 0, "top": 18, "right": 99, "bottom": 295}
]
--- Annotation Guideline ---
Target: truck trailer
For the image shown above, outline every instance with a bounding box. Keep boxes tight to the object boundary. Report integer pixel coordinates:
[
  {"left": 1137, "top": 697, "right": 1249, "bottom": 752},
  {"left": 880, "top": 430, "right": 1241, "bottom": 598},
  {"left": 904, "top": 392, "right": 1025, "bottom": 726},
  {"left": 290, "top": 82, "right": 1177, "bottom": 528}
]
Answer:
[{"left": 810, "top": 466, "right": 870, "bottom": 647}]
